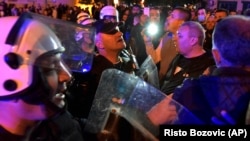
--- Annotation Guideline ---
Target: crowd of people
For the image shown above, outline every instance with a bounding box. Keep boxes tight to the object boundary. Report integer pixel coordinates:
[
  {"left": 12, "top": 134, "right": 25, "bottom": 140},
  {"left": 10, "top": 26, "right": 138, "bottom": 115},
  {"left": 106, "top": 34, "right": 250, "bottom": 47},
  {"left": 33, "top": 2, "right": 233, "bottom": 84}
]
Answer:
[{"left": 1, "top": 0, "right": 250, "bottom": 140}]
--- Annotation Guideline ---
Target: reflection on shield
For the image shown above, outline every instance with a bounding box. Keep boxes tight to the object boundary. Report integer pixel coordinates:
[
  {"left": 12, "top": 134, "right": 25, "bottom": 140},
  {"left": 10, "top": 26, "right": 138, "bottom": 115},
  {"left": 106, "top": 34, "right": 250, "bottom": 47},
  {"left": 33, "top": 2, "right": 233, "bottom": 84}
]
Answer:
[
  {"left": 136, "top": 55, "right": 160, "bottom": 89},
  {"left": 85, "top": 69, "right": 203, "bottom": 141},
  {"left": 20, "top": 12, "right": 95, "bottom": 73}
]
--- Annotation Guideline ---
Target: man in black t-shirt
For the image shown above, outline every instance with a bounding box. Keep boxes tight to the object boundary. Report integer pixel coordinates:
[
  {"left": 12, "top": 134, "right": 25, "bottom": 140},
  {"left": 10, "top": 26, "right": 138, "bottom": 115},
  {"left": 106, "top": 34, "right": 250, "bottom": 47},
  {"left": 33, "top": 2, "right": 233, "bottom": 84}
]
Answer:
[{"left": 160, "top": 21, "right": 215, "bottom": 95}]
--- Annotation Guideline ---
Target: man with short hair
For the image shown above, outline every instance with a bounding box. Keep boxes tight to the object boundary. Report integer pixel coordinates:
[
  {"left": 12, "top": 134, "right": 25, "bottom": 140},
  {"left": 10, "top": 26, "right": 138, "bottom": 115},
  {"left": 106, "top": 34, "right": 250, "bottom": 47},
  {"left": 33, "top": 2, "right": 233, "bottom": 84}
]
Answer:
[
  {"left": 144, "top": 6, "right": 192, "bottom": 86},
  {"left": 67, "top": 19, "right": 136, "bottom": 119},
  {"left": 94, "top": 20, "right": 133, "bottom": 71},
  {"left": 214, "top": 8, "right": 229, "bottom": 22},
  {"left": 160, "top": 21, "right": 215, "bottom": 95},
  {"left": 197, "top": 7, "right": 207, "bottom": 27},
  {"left": 148, "top": 16, "right": 250, "bottom": 125},
  {"left": 173, "top": 15, "right": 250, "bottom": 124}
]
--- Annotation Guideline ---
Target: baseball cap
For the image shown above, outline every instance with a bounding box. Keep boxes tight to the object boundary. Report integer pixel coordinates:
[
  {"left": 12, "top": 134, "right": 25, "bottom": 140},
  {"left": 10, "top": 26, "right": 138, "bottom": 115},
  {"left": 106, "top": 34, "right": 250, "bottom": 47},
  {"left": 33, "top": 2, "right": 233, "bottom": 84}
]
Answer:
[{"left": 93, "top": 19, "right": 123, "bottom": 35}]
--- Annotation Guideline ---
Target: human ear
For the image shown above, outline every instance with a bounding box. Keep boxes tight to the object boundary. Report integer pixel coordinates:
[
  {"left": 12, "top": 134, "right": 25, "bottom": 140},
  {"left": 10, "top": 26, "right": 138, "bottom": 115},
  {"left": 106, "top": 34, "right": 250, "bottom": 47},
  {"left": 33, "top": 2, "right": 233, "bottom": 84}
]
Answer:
[
  {"left": 190, "top": 37, "right": 198, "bottom": 46},
  {"left": 95, "top": 36, "right": 104, "bottom": 49},
  {"left": 96, "top": 41, "right": 104, "bottom": 49}
]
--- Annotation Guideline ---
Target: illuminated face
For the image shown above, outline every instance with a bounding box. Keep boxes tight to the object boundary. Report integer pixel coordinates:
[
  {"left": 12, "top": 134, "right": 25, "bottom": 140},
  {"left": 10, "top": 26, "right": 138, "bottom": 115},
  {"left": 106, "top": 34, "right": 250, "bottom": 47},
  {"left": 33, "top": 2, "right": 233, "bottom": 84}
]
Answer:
[
  {"left": 16, "top": 54, "right": 72, "bottom": 120},
  {"left": 197, "top": 8, "right": 207, "bottom": 22},
  {"left": 96, "top": 28, "right": 126, "bottom": 52},
  {"left": 165, "top": 10, "right": 183, "bottom": 32},
  {"left": 149, "top": 9, "right": 160, "bottom": 23},
  {"left": 42, "top": 54, "right": 71, "bottom": 102},
  {"left": 174, "top": 25, "right": 193, "bottom": 57}
]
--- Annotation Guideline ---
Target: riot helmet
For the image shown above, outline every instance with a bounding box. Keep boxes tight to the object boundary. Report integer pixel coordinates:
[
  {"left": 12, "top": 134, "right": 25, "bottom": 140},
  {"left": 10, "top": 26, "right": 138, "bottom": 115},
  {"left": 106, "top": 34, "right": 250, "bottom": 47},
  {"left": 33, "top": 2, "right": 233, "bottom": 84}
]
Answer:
[
  {"left": 100, "top": 5, "right": 119, "bottom": 22},
  {"left": 75, "top": 17, "right": 96, "bottom": 54},
  {"left": 77, "top": 12, "right": 90, "bottom": 24},
  {"left": 0, "top": 15, "right": 70, "bottom": 107}
]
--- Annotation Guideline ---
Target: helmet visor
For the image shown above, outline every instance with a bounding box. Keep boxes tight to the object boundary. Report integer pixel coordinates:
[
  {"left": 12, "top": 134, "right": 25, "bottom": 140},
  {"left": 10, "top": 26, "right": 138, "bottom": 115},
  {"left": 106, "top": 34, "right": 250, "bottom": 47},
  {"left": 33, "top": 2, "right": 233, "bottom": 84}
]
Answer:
[{"left": 21, "top": 12, "right": 95, "bottom": 73}]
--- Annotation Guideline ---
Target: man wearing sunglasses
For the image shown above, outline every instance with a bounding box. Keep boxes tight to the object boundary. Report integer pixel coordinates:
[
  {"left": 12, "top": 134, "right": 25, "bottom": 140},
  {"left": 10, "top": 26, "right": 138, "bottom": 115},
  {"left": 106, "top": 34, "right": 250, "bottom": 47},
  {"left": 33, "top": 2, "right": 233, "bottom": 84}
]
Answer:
[{"left": 67, "top": 19, "right": 136, "bottom": 122}]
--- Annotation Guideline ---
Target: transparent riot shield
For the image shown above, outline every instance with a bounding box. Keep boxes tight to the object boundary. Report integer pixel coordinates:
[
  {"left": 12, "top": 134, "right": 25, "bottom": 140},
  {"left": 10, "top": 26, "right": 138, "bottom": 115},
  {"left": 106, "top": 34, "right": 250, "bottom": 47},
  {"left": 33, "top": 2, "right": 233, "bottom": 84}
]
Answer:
[
  {"left": 20, "top": 12, "right": 95, "bottom": 73},
  {"left": 136, "top": 55, "right": 159, "bottom": 89},
  {"left": 85, "top": 69, "right": 204, "bottom": 141}
]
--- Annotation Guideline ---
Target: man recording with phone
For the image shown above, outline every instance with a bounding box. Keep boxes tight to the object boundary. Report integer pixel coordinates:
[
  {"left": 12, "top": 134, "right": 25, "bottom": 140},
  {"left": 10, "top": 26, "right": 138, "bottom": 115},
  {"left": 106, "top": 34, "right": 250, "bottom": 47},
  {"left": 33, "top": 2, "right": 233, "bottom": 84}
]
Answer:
[{"left": 143, "top": 6, "right": 191, "bottom": 86}]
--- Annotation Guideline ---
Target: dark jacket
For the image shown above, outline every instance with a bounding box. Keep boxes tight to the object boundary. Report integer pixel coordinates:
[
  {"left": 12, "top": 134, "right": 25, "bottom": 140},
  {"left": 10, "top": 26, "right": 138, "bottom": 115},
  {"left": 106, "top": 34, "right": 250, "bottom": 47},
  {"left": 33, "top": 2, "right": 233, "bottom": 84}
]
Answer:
[
  {"left": 173, "top": 67, "right": 250, "bottom": 124},
  {"left": 0, "top": 111, "right": 85, "bottom": 141},
  {"left": 30, "top": 111, "right": 85, "bottom": 141}
]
